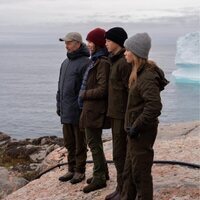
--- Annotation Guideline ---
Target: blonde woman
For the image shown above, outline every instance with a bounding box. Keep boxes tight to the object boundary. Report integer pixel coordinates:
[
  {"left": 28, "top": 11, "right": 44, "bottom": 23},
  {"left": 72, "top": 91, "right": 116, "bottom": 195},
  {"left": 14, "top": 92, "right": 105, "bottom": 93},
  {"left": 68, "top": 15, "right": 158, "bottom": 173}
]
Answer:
[{"left": 121, "top": 33, "right": 169, "bottom": 200}]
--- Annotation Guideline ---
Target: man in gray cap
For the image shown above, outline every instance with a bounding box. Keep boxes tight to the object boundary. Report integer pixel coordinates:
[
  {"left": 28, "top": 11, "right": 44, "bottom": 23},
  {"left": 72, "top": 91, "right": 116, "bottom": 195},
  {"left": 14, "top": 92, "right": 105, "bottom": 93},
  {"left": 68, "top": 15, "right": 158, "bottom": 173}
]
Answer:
[{"left": 56, "top": 32, "right": 90, "bottom": 184}]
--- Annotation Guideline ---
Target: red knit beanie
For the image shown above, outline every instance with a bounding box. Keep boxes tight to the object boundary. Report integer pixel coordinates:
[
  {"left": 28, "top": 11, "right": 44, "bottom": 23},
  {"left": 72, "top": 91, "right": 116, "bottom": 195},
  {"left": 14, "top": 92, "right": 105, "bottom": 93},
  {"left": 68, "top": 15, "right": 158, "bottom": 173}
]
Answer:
[{"left": 86, "top": 28, "right": 106, "bottom": 47}]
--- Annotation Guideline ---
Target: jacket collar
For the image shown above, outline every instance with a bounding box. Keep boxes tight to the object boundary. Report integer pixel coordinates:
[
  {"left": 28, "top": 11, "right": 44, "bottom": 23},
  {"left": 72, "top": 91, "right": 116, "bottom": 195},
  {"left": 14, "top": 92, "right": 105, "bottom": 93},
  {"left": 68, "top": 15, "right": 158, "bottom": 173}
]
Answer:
[
  {"left": 91, "top": 48, "right": 108, "bottom": 62},
  {"left": 67, "top": 43, "right": 90, "bottom": 60},
  {"left": 109, "top": 48, "right": 125, "bottom": 63}
]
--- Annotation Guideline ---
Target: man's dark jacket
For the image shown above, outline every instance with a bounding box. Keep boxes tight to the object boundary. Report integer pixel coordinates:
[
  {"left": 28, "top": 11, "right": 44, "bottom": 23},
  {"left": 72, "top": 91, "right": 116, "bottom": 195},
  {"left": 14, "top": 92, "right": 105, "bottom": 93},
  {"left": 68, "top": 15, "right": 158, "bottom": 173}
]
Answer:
[{"left": 56, "top": 44, "right": 90, "bottom": 124}]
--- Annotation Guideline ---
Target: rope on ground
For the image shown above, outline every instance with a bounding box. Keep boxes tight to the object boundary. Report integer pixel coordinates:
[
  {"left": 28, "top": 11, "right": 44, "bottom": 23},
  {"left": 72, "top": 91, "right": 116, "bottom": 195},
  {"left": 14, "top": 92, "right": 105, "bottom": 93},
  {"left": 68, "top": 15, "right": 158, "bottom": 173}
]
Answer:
[{"left": 35, "top": 160, "right": 200, "bottom": 179}]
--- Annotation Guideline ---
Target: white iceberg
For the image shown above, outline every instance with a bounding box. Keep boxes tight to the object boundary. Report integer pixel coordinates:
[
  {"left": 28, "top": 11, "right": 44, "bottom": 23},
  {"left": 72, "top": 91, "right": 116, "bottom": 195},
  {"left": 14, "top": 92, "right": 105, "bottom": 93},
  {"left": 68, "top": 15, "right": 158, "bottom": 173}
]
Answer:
[{"left": 172, "top": 32, "right": 200, "bottom": 83}]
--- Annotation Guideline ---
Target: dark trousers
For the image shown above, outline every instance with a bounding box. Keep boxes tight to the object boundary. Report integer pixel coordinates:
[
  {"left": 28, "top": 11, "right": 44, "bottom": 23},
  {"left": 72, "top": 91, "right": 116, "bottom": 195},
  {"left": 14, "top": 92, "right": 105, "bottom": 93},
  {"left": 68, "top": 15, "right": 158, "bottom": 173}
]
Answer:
[
  {"left": 85, "top": 128, "right": 108, "bottom": 184},
  {"left": 121, "top": 125, "right": 157, "bottom": 200},
  {"left": 111, "top": 118, "right": 127, "bottom": 193},
  {"left": 63, "top": 123, "right": 87, "bottom": 173}
]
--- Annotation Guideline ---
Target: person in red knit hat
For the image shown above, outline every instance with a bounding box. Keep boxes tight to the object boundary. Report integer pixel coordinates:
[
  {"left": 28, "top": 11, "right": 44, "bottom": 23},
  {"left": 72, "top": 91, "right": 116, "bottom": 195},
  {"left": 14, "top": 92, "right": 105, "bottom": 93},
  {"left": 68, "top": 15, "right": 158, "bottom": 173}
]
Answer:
[
  {"left": 78, "top": 28, "right": 110, "bottom": 193},
  {"left": 86, "top": 28, "right": 106, "bottom": 48}
]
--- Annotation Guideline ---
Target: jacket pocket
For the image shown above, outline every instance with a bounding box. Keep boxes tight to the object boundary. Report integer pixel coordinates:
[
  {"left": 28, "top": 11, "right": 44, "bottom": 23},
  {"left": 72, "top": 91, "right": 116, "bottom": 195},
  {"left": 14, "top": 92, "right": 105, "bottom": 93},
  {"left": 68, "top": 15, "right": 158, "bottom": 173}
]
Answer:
[
  {"left": 127, "top": 111, "right": 140, "bottom": 127},
  {"left": 86, "top": 110, "right": 105, "bottom": 128}
]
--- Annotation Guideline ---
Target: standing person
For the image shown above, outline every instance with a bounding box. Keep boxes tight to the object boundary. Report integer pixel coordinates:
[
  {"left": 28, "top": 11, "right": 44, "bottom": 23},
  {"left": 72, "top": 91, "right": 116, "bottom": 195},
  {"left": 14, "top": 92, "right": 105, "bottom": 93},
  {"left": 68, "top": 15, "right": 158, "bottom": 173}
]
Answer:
[
  {"left": 121, "top": 33, "right": 169, "bottom": 200},
  {"left": 56, "top": 32, "right": 89, "bottom": 184},
  {"left": 79, "top": 28, "right": 110, "bottom": 193},
  {"left": 104, "top": 27, "right": 131, "bottom": 200}
]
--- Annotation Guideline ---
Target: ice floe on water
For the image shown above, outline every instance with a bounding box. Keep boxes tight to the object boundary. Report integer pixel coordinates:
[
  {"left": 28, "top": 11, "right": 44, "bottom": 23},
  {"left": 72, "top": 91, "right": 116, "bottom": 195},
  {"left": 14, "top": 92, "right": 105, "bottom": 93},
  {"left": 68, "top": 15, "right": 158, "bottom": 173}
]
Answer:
[{"left": 172, "top": 32, "right": 200, "bottom": 84}]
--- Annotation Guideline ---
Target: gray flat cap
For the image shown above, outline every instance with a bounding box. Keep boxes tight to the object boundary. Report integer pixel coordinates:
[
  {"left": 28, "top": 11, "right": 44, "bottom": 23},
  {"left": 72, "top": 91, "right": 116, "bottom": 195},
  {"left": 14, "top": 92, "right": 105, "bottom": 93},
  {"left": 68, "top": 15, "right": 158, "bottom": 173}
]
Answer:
[{"left": 59, "top": 32, "right": 82, "bottom": 43}]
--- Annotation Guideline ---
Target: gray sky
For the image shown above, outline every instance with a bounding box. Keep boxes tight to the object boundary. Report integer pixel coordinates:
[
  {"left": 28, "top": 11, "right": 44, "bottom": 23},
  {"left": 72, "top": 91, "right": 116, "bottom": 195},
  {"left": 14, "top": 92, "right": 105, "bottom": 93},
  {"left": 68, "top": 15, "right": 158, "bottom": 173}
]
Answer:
[
  {"left": 0, "top": 0, "right": 199, "bottom": 45},
  {"left": 0, "top": 0, "right": 199, "bottom": 24}
]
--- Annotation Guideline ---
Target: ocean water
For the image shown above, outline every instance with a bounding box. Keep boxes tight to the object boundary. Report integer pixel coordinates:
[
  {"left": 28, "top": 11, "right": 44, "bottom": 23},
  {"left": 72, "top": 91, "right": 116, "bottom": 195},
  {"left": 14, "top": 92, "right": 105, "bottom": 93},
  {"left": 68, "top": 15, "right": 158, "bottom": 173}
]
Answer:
[{"left": 0, "top": 44, "right": 199, "bottom": 139}]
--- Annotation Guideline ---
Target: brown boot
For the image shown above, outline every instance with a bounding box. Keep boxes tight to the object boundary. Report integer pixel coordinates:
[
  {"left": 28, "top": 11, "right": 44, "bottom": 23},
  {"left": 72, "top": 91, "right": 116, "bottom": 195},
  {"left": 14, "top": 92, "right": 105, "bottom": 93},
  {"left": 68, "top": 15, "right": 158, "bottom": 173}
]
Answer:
[
  {"left": 87, "top": 174, "right": 110, "bottom": 184},
  {"left": 70, "top": 172, "right": 85, "bottom": 184},
  {"left": 83, "top": 182, "right": 107, "bottom": 193},
  {"left": 59, "top": 171, "right": 74, "bottom": 182},
  {"left": 105, "top": 190, "right": 118, "bottom": 200},
  {"left": 86, "top": 177, "right": 93, "bottom": 184}
]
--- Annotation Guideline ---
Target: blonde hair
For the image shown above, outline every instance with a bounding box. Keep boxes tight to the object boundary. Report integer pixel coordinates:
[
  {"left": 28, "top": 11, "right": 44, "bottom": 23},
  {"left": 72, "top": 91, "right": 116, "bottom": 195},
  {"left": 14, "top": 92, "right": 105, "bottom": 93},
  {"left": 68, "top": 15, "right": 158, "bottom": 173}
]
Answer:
[{"left": 128, "top": 55, "right": 156, "bottom": 88}]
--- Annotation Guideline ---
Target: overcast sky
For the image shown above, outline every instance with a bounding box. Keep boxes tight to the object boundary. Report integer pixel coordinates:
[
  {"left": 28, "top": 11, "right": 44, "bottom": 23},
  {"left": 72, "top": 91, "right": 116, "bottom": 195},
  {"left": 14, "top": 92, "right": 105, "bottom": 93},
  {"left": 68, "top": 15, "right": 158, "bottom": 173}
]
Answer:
[
  {"left": 0, "top": 0, "right": 199, "bottom": 44},
  {"left": 0, "top": 0, "right": 199, "bottom": 25}
]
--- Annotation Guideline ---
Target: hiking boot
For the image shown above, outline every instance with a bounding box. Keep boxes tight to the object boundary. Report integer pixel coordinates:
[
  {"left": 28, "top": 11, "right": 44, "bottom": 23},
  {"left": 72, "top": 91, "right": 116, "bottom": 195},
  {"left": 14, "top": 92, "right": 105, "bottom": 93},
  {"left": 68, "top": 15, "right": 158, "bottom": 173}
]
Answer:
[
  {"left": 105, "top": 190, "right": 118, "bottom": 200},
  {"left": 87, "top": 174, "right": 110, "bottom": 184},
  {"left": 83, "top": 182, "right": 107, "bottom": 193},
  {"left": 70, "top": 172, "right": 85, "bottom": 184},
  {"left": 58, "top": 171, "right": 74, "bottom": 182},
  {"left": 86, "top": 177, "right": 93, "bottom": 184}
]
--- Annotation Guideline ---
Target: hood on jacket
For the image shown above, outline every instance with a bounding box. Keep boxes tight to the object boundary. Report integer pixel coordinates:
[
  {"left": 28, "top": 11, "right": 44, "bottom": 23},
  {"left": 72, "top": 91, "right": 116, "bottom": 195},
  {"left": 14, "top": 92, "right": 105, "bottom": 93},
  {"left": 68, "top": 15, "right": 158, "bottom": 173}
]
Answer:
[
  {"left": 153, "top": 65, "right": 169, "bottom": 91},
  {"left": 138, "top": 63, "right": 169, "bottom": 91},
  {"left": 67, "top": 43, "right": 90, "bottom": 60}
]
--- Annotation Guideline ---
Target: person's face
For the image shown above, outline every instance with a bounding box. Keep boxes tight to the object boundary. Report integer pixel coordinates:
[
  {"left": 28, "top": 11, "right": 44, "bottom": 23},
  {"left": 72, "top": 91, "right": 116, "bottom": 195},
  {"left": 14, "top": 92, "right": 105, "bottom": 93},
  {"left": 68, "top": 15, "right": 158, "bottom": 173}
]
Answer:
[
  {"left": 124, "top": 50, "right": 135, "bottom": 63},
  {"left": 105, "top": 39, "right": 119, "bottom": 53},
  {"left": 87, "top": 41, "right": 95, "bottom": 55},
  {"left": 65, "top": 40, "right": 80, "bottom": 53}
]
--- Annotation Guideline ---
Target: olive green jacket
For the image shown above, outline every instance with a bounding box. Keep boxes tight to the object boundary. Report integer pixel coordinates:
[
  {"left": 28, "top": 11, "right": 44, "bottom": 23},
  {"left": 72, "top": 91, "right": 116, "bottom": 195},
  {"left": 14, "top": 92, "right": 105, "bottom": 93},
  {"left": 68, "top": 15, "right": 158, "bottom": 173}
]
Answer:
[
  {"left": 125, "top": 63, "right": 169, "bottom": 131},
  {"left": 107, "top": 49, "right": 132, "bottom": 119}
]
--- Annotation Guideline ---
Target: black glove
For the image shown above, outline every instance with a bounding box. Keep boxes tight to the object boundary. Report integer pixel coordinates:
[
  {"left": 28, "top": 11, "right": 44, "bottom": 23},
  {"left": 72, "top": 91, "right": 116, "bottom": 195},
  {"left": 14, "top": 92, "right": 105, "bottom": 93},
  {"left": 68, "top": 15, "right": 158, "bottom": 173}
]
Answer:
[
  {"left": 126, "top": 127, "right": 140, "bottom": 139},
  {"left": 56, "top": 109, "right": 60, "bottom": 116}
]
